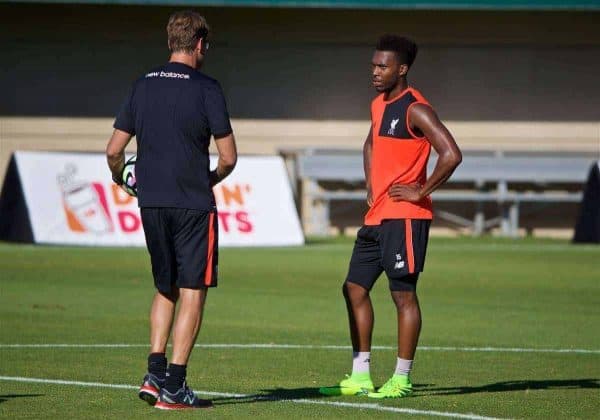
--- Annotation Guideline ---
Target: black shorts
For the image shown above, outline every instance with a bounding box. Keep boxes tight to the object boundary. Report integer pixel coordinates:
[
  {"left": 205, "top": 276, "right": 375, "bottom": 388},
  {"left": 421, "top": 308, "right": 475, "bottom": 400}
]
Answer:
[
  {"left": 141, "top": 207, "right": 218, "bottom": 294},
  {"left": 346, "top": 219, "right": 431, "bottom": 292}
]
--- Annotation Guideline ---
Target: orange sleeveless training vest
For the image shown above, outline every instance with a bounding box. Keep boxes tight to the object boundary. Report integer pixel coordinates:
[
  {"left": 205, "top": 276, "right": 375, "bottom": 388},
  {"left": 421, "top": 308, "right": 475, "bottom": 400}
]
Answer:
[{"left": 364, "top": 87, "right": 433, "bottom": 225}]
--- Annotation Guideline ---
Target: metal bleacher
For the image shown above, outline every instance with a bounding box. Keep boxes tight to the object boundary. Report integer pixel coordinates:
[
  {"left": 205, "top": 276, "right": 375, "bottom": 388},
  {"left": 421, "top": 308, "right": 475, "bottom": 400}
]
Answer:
[{"left": 283, "top": 149, "right": 596, "bottom": 236}]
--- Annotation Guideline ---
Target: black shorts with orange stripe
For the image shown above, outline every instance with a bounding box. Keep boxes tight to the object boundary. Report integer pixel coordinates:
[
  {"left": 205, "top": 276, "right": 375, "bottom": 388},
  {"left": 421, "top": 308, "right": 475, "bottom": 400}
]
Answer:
[
  {"left": 141, "top": 207, "right": 218, "bottom": 294},
  {"left": 346, "top": 219, "right": 430, "bottom": 292}
]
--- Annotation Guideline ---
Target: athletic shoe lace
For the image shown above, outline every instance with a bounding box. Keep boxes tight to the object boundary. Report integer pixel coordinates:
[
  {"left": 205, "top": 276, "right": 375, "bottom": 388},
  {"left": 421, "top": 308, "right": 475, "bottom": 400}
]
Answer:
[{"left": 379, "top": 377, "right": 408, "bottom": 394}]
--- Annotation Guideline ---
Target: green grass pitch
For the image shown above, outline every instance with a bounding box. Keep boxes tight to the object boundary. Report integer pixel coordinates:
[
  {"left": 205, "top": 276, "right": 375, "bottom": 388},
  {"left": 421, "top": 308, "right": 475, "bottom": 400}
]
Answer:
[{"left": 1, "top": 237, "right": 599, "bottom": 418}]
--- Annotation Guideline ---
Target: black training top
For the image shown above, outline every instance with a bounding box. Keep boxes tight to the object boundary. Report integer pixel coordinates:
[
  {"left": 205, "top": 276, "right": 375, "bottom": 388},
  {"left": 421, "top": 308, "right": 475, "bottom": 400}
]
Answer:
[{"left": 114, "top": 62, "right": 232, "bottom": 210}]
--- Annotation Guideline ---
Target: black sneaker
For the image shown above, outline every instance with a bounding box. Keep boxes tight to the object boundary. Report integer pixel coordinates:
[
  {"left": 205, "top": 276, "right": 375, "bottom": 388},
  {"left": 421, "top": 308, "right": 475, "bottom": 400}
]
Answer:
[
  {"left": 138, "top": 373, "right": 165, "bottom": 406},
  {"left": 154, "top": 382, "right": 213, "bottom": 410}
]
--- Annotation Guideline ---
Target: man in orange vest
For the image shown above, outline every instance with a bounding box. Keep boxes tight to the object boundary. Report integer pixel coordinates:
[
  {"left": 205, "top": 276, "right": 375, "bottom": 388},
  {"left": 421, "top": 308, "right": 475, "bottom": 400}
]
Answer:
[{"left": 320, "top": 34, "right": 462, "bottom": 399}]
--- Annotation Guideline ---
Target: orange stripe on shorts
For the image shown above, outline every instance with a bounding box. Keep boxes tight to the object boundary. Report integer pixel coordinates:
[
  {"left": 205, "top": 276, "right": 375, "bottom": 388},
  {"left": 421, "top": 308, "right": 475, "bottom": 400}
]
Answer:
[
  {"left": 405, "top": 219, "right": 415, "bottom": 273},
  {"left": 204, "top": 212, "right": 215, "bottom": 286}
]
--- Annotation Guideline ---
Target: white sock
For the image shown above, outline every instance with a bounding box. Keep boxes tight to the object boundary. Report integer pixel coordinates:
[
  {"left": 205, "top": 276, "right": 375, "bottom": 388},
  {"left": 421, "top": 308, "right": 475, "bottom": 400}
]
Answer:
[
  {"left": 352, "top": 351, "right": 371, "bottom": 375},
  {"left": 395, "top": 357, "right": 413, "bottom": 376}
]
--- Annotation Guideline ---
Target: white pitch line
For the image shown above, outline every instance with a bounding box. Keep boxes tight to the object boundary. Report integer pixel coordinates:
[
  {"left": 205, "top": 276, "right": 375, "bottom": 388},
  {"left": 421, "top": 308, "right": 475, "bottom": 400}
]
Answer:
[
  {"left": 288, "top": 399, "right": 504, "bottom": 420},
  {"left": 0, "top": 344, "right": 149, "bottom": 348},
  {"left": 0, "top": 343, "right": 598, "bottom": 354},
  {"left": 0, "top": 375, "right": 506, "bottom": 420},
  {"left": 0, "top": 375, "right": 244, "bottom": 398},
  {"left": 419, "top": 346, "right": 600, "bottom": 354}
]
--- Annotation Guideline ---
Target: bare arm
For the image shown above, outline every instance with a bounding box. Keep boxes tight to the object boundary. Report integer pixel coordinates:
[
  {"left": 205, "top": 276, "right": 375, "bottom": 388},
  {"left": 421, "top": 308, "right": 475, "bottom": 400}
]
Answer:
[
  {"left": 363, "top": 127, "right": 374, "bottom": 206},
  {"left": 106, "top": 129, "right": 133, "bottom": 184},
  {"left": 210, "top": 133, "right": 237, "bottom": 186},
  {"left": 413, "top": 103, "right": 462, "bottom": 197},
  {"left": 389, "top": 104, "right": 462, "bottom": 202}
]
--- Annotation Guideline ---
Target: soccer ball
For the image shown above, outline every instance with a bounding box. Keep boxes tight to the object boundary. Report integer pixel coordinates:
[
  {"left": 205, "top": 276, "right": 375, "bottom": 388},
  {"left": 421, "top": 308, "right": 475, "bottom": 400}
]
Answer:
[{"left": 121, "top": 155, "right": 137, "bottom": 197}]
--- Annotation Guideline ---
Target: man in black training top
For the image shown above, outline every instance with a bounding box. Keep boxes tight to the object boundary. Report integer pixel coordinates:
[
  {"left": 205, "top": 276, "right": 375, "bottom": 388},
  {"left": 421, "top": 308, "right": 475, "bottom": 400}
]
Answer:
[{"left": 106, "top": 10, "right": 237, "bottom": 410}]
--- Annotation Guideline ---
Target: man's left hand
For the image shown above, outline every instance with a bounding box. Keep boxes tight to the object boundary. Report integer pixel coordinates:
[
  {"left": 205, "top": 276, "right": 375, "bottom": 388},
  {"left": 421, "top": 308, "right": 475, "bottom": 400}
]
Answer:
[{"left": 388, "top": 183, "right": 423, "bottom": 203}]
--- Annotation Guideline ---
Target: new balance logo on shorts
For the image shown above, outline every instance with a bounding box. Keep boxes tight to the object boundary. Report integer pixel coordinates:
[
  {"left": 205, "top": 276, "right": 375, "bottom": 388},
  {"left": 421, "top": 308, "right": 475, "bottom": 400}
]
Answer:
[{"left": 395, "top": 253, "right": 405, "bottom": 269}]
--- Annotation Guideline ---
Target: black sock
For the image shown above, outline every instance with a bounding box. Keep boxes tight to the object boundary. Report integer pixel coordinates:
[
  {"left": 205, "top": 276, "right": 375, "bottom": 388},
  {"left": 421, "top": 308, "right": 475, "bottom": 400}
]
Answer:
[
  {"left": 165, "top": 363, "right": 187, "bottom": 393},
  {"left": 147, "top": 353, "right": 167, "bottom": 379}
]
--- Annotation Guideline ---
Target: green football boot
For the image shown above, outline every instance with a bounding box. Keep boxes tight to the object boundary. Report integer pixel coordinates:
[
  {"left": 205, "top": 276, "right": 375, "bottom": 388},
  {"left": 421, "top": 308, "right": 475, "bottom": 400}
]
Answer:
[
  {"left": 319, "top": 373, "right": 374, "bottom": 396},
  {"left": 368, "top": 374, "right": 413, "bottom": 399}
]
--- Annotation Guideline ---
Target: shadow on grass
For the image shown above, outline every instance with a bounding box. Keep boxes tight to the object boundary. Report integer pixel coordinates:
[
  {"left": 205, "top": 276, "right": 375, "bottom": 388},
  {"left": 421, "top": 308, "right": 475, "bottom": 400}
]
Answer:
[
  {"left": 211, "top": 380, "right": 599, "bottom": 405},
  {"left": 212, "top": 384, "right": 434, "bottom": 406},
  {"left": 212, "top": 387, "right": 324, "bottom": 406},
  {"left": 420, "top": 379, "right": 600, "bottom": 396},
  {"left": 0, "top": 394, "right": 44, "bottom": 404}
]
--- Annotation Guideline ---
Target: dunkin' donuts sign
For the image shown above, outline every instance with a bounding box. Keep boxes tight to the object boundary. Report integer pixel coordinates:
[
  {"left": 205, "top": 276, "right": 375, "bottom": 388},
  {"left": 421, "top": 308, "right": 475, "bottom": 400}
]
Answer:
[
  {"left": 12, "top": 151, "right": 303, "bottom": 247},
  {"left": 58, "top": 164, "right": 137, "bottom": 235}
]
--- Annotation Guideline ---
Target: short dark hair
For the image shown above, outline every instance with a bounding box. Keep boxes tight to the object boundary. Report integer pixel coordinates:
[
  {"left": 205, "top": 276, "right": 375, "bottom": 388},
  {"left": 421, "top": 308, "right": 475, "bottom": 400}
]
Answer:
[
  {"left": 167, "top": 10, "right": 210, "bottom": 54},
  {"left": 376, "top": 35, "right": 418, "bottom": 68}
]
